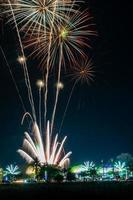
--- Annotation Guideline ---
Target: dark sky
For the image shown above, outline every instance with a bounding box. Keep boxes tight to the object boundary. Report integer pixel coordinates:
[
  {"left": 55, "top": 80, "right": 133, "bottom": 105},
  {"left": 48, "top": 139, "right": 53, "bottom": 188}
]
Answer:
[{"left": 0, "top": 1, "right": 133, "bottom": 167}]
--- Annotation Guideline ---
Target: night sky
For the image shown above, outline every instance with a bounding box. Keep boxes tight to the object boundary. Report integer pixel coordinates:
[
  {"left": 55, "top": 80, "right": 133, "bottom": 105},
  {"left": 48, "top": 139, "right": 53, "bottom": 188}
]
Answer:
[{"left": 0, "top": 1, "right": 133, "bottom": 167}]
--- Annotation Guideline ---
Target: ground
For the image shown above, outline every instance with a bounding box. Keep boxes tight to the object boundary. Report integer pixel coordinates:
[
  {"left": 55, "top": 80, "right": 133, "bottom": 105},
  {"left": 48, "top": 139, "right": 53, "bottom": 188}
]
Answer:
[{"left": 0, "top": 182, "right": 133, "bottom": 199}]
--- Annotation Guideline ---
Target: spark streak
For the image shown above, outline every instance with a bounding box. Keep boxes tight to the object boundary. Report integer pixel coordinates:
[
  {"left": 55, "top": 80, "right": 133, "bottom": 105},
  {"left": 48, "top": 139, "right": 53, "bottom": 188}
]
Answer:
[
  {"left": 0, "top": 46, "right": 26, "bottom": 114},
  {"left": 51, "top": 43, "right": 63, "bottom": 134},
  {"left": 7, "top": 0, "right": 37, "bottom": 121},
  {"left": 36, "top": 79, "right": 44, "bottom": 133}
]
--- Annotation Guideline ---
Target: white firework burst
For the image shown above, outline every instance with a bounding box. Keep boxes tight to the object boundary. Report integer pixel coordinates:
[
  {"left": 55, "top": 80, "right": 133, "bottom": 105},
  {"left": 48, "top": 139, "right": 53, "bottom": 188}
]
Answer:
[
  {"left": 2, "top": 0, "right": 78, "bottom": 34},
  {"left": 18, "top": 120, "right": 72, "bottom": 168}
]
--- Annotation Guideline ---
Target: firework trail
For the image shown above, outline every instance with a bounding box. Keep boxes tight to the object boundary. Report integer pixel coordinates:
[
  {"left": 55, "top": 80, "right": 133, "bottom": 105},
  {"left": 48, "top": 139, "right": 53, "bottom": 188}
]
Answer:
[
  {"left": 59, "top": 80, "right": 77, "bottom": 134},
  {"left": 71, "top": 58, "right": 95, "bottom": 84},
  {"left": 7, "top": 0, "right": 36, "bottom": 121},
  {"left": 39, "top": 85, "right": 42, "bottom": 133},
  {"left": 0, "top": 45, "right": 26, "bottom": 114},
  {"left": 50, "top": 10, "right": 96, "bottom": 134},
  {"left": 22, "top": 8, "right": 97, "bottom": 70},
  {"left": 36, "top": 80, "right": 44, "bottom": 133},
  {"left": 50, "top": 43, "right": 63, "bottom": 134},
  {"left": 44, "top": 0, "right": 59, "bottom": 128},
  {"left": 1, "top": 1, "right": 97, "bottom": 151},
  {"left": 2, "top": 0, "right": 78, "bottom": 128},
  {"left": 49, "top": 5, "right": 78, "bottom": 134},
  {"left": 21, "top": 112, "right": 34, "bottom": 126}
]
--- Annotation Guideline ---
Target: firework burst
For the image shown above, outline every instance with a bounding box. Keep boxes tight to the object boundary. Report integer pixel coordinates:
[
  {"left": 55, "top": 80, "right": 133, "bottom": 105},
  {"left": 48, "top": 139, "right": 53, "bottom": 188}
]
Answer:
[
  {"left": 70, "top": 58, "right": 95, "bottom": 85},
  {"left": 3, "top": 0, "right": 78, "bottom": 35},
  {"left": 52, "top": 10, "right": 97, "bottom": 68},
  {"left": 0, "top": 1, "right": 97, "bottom": 169},
  {"left": 23, "top": 10, "right": 97, "bottom": 69},
  {"left": 18, "top": 120, "right": 72, "bottom": 168},
  {"left": 21, "top": 10, "right": 97, "bottom": 129},
  {"left": 59, "top": 58, "right": 95, "bottom": 133}
]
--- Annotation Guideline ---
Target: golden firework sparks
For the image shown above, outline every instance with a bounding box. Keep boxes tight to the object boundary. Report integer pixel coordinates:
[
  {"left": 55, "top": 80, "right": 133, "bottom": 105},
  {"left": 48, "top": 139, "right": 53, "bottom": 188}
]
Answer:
[{"left": 71, "top": 58, "right": 95, "bottom": 85}]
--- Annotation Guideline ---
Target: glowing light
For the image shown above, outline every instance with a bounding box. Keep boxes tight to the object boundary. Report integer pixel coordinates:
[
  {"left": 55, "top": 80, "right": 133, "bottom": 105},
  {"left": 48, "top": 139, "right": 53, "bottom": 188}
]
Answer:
[
  {"left": 14, "top": 179, "right": 24, "bottom": 184},
  {"left": 60, "top": 28, "right": 69, "bottom": 39},
  {"left": 36, "top": 80, "right": 44, "bottom": 89},
  {"left": 70, "top": 165, "right": 82, "bottom": 174},
  {"left": 17, "top": 55, "right": 26, "bottom": 64},
  {"left": 18, "top": 120, "right": 72, "bottom": 168},
  {"left": 53, "top": 11, "right": 97, "bottom": 68},
  {"left": 23, "top": 11, "right": 97, "bottom": 69},
  {"left": 56, "top": 82, "right": 64, "bottom": 90},
  {"left": 26, "top": 166, "right": 35, "bottom": 176}
]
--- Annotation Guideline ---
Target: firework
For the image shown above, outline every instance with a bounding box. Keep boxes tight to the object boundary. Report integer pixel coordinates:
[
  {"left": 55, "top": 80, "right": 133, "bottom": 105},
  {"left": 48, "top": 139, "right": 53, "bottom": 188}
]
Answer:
[
  {"left": 56, "top": 81, "right": 64, "bottom": 90},
  {"left": 50, "top": 43, "right": 63, "bottom": 133},
  {"left": 19, "top": 9, "right": 96, "bottom": 128},
  {"left": 3, "top": 0, "right": 77, "bottom": 34},
  {"left": 36, "top": 79, "right": 45, "bottom": 89},
  {"left": 17, "top": 55, "right": 26, "bottom": 64},
  {"left": 59, "top": 58, "right": 95, "bottom": 133},
  {"left": 70, "top": 58, "right": 95, "bottom": 85},
  {"left": 21, "top": 10, "right": 96, "bottom": 128},
  {"left": 23, "top": 29, "right": 49, "bottom": 67},
  {"left": 2, "top": 0, "right": 81, "bottom": 125},
  {"left": 0, "top": 46, "right": 26, "bottom": 113},
  {"left": 18, "top": 120, "right": 72, "bottom": 168},
  {"left": 1, "top": 0, "right": 97, "bottom": 171},
  {"left": 36, "top": 79, "right": 44, "bottom": 133},
  {"left": 114, "top": 161, "right": 126, "bottom": 172},
  {"left": 23, "top": 10, "right": 97, "bottom": 69},
  {"left": 5, "top": 1, "right": 37, "bottom": 121}
]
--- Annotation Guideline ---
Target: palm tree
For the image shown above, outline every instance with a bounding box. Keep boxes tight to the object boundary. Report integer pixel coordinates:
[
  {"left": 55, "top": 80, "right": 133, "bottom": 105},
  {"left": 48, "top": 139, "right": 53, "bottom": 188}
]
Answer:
[
  {"left": 101, "top": 160, "right": 104, "bottom": 178},
  {"left": 80, "top": 161, "right": 95, "bottom": 181},
  {"left": 5, "top": 164, "right": 21, "bottom": 181},
  {"left": 114, "top": 161, "right": 127, "bottom": 179},
  {"left": 114, "top": 161, "right": 126, "bottom": 172},
  {"left": 89, "top": 168, "right": 97, "bottom": 181},
  {"left": 39, "top": 164, "right": 61, "bottom": 182},
  {"left": 109, "top": 158, "right": 115, "bottom": 178},
  {"left": 80, "top": 161, "right": 95, "bottom": 172}
]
